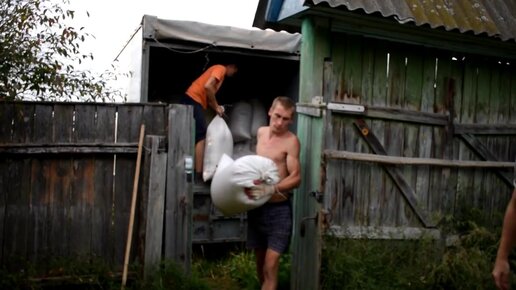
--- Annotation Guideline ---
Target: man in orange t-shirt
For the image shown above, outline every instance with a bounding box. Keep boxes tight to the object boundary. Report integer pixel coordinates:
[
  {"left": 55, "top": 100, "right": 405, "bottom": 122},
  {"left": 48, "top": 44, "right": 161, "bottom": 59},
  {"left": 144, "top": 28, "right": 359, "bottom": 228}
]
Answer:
[{"left": 181, "top": 63, "right": 238, "bottom": 180}]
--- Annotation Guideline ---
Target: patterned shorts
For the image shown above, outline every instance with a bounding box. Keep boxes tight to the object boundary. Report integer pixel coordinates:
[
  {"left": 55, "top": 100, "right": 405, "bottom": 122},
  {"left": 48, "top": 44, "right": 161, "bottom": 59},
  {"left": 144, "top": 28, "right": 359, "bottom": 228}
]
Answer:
[{"left": 246, "top": 200, "right": 292, "bottom": 254}]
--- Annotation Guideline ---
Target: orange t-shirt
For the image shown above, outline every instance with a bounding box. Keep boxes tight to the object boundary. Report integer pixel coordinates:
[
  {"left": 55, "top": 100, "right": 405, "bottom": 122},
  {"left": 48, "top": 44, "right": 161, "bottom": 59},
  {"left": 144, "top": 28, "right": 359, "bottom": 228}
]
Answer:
[{"left": 185, "top": 65, "right": 226, "bottom": 109}]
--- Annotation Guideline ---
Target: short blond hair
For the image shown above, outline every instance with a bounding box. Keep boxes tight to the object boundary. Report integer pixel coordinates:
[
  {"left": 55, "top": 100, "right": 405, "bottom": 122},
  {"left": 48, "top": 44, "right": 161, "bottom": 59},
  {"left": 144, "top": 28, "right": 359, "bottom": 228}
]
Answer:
[{"left": 271, "top": 96, "right": 295, "bottom": 112}]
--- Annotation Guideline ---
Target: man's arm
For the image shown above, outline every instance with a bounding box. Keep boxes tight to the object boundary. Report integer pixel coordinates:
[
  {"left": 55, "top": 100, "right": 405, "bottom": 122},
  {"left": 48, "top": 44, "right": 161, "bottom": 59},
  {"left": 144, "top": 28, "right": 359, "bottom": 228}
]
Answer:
[
  {"left": 271, "top": 136, "right": 301, "bottom": 201},
  {"left": 493, "top": 188, "right": 516, "bottom": 290},
  {"left": 204, "top": 76, "right": 224, "bottom": 116}
]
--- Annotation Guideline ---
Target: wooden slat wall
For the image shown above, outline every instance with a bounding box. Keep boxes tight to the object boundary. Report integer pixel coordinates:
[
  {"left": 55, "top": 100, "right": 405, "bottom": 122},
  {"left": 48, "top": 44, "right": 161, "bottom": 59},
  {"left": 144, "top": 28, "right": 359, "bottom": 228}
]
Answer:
[
  {"left": 0, "top": 102, "right": 168, "bottom": 271},
  {"left": 324, "top": 33, "right": 516, "bottom": 231}
]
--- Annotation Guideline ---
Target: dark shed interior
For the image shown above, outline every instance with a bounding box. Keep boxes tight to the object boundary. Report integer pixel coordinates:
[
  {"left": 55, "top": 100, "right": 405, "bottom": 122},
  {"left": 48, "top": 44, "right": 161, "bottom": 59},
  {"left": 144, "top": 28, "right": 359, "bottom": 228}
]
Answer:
[{"left": 146, "top": 43, "right": 300, "bottom": 110}]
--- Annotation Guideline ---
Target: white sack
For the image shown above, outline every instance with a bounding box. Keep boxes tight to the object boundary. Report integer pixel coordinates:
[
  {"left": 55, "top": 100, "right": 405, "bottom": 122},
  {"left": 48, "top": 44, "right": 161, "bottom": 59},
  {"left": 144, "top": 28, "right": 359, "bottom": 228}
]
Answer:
[
  {"left": 203, "top": 115, "right": 233, "bottom": 181},
  {"left": 211, "top": 154, "right": 280, "bottom": 216},
  {"left": 228, "top": 101, "right": 252, "bottom": 142},
  {"left": 232, "top": 140, "right": 253, "bottom": 159}
]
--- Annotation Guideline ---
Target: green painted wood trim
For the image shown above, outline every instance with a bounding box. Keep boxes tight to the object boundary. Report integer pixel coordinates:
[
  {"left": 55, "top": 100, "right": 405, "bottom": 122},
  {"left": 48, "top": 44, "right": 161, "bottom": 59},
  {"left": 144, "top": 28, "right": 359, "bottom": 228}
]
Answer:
[{"left": 291, "top": 16, "right": 331, "bottom": 290}]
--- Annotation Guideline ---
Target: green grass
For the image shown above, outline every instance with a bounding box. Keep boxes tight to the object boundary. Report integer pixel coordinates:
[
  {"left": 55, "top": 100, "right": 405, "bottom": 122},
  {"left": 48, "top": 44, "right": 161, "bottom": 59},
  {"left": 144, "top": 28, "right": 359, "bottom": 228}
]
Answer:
[
  {"left": 320, "top": 208, "right": 515, "bottom": 290},
  {"left": 2, "top": 208, "right": 513, "bottom": 289}
]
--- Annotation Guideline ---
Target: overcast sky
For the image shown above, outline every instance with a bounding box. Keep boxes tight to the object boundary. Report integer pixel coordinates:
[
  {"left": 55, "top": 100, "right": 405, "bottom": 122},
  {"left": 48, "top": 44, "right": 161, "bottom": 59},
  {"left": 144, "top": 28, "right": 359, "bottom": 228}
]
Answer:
[{"left": 64, "top": 0, "right": 260, "bottom": 73}]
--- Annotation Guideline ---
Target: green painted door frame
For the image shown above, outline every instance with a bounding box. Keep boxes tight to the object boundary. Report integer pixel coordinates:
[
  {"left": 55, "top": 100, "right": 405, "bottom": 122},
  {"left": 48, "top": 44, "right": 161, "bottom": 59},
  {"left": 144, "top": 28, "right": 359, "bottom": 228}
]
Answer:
[{"left": 291, "top": 16, "right": 330, "bottom": 290}]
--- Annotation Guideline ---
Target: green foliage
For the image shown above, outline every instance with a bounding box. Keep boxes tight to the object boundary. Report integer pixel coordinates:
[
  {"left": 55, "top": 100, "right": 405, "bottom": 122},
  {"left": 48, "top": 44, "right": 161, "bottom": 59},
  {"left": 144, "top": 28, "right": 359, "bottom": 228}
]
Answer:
[
  {"left": 0, "top": 257, "right": 211, "bottom": 290},
  {"left": 0, "top": 255, "right": 119, "bottom": 289},
  {"left": 225, "top": 251, "right": 261, "bottom": 289},
  {"left": 192, "top": 250, "right": 291, "bottom": 290},
  {"left": 139, "top": 260, "right": 210, "bottom": 290},
  {"left": 0, "top": 0, "right": 125, "bottom": 101},
  {"left": 321, "top": 209, "right": 515, "bottom": 290},
  {"left": 321, "top": 237, "right": 440, "bottom": 290}
]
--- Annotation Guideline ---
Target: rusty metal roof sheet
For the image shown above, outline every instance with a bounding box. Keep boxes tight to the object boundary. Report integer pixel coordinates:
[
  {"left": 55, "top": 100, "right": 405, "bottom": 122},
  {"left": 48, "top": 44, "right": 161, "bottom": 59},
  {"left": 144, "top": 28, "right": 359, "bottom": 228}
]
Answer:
[{"left": 310, "top": 0, "right": 516, "bottom": 42}]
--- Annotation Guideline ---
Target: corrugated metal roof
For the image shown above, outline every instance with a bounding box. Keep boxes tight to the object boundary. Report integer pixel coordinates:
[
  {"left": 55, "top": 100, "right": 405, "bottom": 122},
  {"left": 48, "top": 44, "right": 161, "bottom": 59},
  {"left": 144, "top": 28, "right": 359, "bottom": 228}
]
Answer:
[{"left": 310, "top": 0, "right": 516, "bottom": 42}]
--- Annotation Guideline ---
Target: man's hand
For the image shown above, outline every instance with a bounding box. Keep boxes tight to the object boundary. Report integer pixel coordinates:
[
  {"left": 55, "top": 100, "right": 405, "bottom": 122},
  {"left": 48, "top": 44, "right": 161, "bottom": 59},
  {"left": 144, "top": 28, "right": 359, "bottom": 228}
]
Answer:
[
  {"left": 216, "top": 105, "right": 225, "bottom": 117},
  {"left": 245, "top": 180, "right": 275, "bottom": 200},
  {"left": 493, "top": 258, "right": 510, "bottom": 290}
]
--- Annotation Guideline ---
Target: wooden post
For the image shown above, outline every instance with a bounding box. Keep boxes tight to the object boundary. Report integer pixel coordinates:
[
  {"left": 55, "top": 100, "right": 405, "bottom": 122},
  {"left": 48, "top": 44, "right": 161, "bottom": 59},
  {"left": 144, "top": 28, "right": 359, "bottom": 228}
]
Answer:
[
  {"left": 121, "top": 124, "right": 145, "bottom": 289},
  {"left": 143, "top": 136, "right": 167, "bottom": 279}
]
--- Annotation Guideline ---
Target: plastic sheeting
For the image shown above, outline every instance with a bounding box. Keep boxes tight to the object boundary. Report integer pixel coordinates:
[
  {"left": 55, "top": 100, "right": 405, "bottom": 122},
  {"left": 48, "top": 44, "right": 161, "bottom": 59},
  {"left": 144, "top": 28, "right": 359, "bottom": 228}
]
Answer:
[{"left": 142, "top": 15, "right": 301, "bottom": 54}]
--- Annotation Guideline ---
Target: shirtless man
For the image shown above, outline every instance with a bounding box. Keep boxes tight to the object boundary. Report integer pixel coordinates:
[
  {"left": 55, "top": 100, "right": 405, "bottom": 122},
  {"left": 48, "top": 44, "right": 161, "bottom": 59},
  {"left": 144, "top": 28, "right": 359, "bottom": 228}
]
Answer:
[
  {"left": 245, "top": 96, "right": 301, "bottom": 290},
  {"left": 492, "top": 161, "right": 516, "bottom": 290}
]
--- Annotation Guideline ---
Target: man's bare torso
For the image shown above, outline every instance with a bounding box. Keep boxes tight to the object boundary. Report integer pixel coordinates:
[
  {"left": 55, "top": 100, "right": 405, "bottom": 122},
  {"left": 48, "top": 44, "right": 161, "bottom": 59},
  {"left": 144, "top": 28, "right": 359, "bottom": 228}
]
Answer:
[{"left": 256, "top": 126, "right": 295, "bottom": 180}]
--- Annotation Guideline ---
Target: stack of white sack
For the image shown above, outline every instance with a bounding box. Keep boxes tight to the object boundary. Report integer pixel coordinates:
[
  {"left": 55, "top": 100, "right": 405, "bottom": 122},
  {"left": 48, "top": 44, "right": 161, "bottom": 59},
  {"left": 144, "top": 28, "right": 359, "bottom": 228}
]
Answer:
[
  {"left": 211, "top": 154, "right": 279, "bottom": 216},
  {"left": 228, "top": 99, "right": 268, "bottom": 159},
  {"left": 203, "top": 115, "right": 233, "bottom": 182}
]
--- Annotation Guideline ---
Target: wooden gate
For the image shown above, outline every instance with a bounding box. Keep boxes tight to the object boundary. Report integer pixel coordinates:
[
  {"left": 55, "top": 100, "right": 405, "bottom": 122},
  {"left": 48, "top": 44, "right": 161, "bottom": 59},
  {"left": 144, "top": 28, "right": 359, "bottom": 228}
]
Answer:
[
  {"left": 0, "top": 102, "right": 193, "bottom": 275},
  {"left": 290, "top": 17, "right": 515, "bottom": 289}
]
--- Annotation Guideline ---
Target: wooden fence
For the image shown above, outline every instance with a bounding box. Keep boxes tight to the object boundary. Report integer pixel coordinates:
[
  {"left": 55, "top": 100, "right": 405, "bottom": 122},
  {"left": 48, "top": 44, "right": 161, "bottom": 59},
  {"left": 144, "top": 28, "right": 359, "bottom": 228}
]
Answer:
[
  {"left": 0, "top": 102, "right": 192, "bottom": 275},
  {"left": 319, "top": 35, "right": 516, "bottom": 236}
]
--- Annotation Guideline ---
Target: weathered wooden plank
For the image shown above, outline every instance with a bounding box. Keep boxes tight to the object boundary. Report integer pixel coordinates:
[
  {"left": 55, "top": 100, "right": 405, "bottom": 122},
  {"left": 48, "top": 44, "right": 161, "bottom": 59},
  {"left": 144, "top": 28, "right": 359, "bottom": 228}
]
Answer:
[
  {"left": 0, "top": 144, "right": 138, "bottom": 154},
  {"left": 387, "top": 45, "right": 406, "bottom": 109},
  {"left": 459, "top": 134, "right": 513, "bottom": 187},
  {"left": 354, "top": 119, "right": 435, "bottom": 227},
  {"left": 74, "top": 104, "right": 97, "bottom": 143},
  {"left": 354, "top": 41, "right": 376, "bottom": 226},
  {"left": 165, "top": 104, "right": 193, "bottom": 272},
  {"left": 117, "top": 105, "right": 144, "bottom": 143},
  {"left": 92, "top": 105, "right": 116, "bottom": 262},
  {"left": 32, "top": 104, "right": 53, "bottom": 143},
  {"left": 430, "top": 53, "right": 451, "bottom": 216},
  {"left": 443, "top": 60, "right": 464, "bottom": 217},
  {"left": 456, "top": 59, "right": 477, "bottom": 211},
  {"left": 114, "top": 105, "right": 143, "bottom": 269},
  {"left": 454, "top": 124, "right": 516, "bottom": 135},
  {"left": 327, "top": 225, "right": 441, "bottom": 240},
  {"left": 322, "top": 60, "right": 345, "bottom": 225},
  {"left": 0, "top": 103, "right": 14, "bottom": 263},
  {"left": 331, "top": 33, "right": 347, "bottom": 103},
  {"left": 415, "top": 50, "right": 436, "bottom": 224},
  {"left": 26, "top": 157, "right": 48, "bottom": 265},
  {"left": 48, "top": 105, "right": 74, "bottom": 258},
  {"left": 323, "top": 150, "right": 514, "bottom": 168},
  {"left": 12, "top": 103, "right": 35, "bottom": 143},
  {"left": 351, "top": 43, "right": 369, "bottom": 225},
  {"left": 403, "top": 47, "right": 424, "bottom": 223},
  {"left": 386, "top": 47, "right": 411, "bottom": 225},
  {"left": 52, "top": 104, "right": 73, "bottom": 143},
  {"left": 3, "top": 109, "right": 32, "bottom": 266},
  {"left": 143, "top": 136, "right": 167, "bottom": 279},
  {"left": 69, "top": 104, "right": 96, "bottom": 258},
  {"left": 91, "top": 155, "right": 115, "bottom": 261},
  {"left": 343, "top": 34, "right": 363, "bottom": 104},
  {"left": 484, "top": 64, "right": 503, "bottom": 215},
  {"left": 369, "top": 40, "right": 389, "bottom": 227},
  {"left": 26, "top": 105, "right": 54, "bottom": 266},
  {"left": 511, "top": 68, "right": 516, "bottom": 125},
  {"left": 95, "top": 105, "right": 117, "bottom": 143},
  {"left": 142, "top": 105, "right": 167, "bottom": 136},
  {"left": 0, "top": 156, "right": 4, "bottom": 259},
  {"left": 2, "top": 158, "right": 31, "bottom": 268},
  {"left": 492, "top": 67, "right": 515, "bottom": 214},
  {"left": 360, "top": 38, "right": 375, "bottom": 106},
  {"left": 473, "top": 61, "right": 492, "bottom": 209},
  {"left": 69, "top": 158, "right": 95, "bottom": 256},
  {"left": 0, "top": 103, "right": 14, "bottom": 143},
  {"left": 327, "top": 225, "right": 443, "bottom": 240},
  {"left": 47, "top": 158, "right": 73, "bottom": 258}
]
